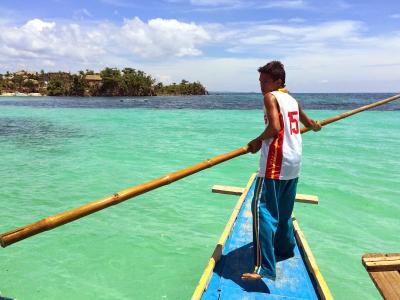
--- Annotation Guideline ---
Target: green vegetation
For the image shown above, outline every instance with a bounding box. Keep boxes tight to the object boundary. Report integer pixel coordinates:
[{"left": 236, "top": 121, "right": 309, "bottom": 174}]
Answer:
[
  {"left": 154, "top": 80, "right": 207, "bottom": 96},
  {"left": 0, "top": 68, "right": 208, "bottom": 96}
]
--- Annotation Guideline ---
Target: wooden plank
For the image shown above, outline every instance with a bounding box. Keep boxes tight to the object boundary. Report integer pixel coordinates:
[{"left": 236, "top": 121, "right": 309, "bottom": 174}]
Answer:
[
  {"left": 362, "top": 254, "right": 400, "bottom": 272},
  {"left": 364, "top": 260, "right": 400, "bottom": 272},
  {"left": 212, "top": 185, "right": 319, "bottom": 204},
  {"left": 363, "top": 254, "right": 400, "bottom": 263},
  {"left": 293, "top": 214, "right": 333, "bottom": 300},
  {"left": 212, "top": 185, "right": 244, "bottom": 196},
  {"left": 363, "top": 253, "right": 400, "bottom": 299},
  {"left": 369, "top": 271, "right": 400, "bottom": 300},
  {"left": 192, "top": 173, "right": 257, "bottom": 300},
  {"left": 295, "top": 193, "right": 319, "bottom": 205},
  {"left": 382, "top": 271, "right": 400, "bottom": 299}
]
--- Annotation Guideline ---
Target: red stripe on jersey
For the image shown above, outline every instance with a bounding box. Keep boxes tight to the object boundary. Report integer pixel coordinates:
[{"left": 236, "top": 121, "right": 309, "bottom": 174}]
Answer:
[
  {"left": 271, "top": 114, "right": 284, "bottom": 179},
  {"left": 265, "top": 137, "right": 277, "bottom": 178},
  {"left": 265, "top": 112, "right": 284, "bottom": 179}
]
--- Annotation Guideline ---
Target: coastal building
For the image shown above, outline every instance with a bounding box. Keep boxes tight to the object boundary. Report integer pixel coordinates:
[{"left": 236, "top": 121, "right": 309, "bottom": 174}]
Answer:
[{"left": 84, "top": 74, "right": 102, "bottom": 86}]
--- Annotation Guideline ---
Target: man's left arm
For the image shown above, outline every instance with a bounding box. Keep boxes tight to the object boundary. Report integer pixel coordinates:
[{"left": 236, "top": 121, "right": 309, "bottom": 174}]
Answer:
[{"left": 299, "top": 104, "right": 321, "bottom": 131}]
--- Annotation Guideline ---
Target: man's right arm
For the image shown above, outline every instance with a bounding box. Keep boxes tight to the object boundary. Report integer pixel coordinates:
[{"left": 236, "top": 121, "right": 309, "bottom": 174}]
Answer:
[{"left": 248, "top": 93, "right": 281, "bottom": 153}]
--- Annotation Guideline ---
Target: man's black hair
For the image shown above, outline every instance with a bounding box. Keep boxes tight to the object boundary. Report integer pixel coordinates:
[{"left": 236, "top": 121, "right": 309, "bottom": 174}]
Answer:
[{"left": 258, "top": 61, "right": 286, "bottom": 87}]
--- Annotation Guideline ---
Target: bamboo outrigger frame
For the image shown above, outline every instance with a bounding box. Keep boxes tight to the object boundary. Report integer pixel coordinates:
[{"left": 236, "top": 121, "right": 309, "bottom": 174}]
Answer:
[
  {"left": 1, "top": 94, "right": 399, "bottom": 247},
  {"left": 212, "top": 184, "right": 319, "bottom": 204},
  {"left": 362, "top": 253, "right": 400, "bottom": 299}
]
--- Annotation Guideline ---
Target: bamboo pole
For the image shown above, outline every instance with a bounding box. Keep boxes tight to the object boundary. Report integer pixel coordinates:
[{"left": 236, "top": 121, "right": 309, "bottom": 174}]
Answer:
[
  {"left": 1, "top": 94, "right": 399, "bottom": 248},
  {"left": 301, "top": 94, "right": 400, "bottom": 133},
  {"left": 0, "top": 146, "right": 249, "bottom": 247}
]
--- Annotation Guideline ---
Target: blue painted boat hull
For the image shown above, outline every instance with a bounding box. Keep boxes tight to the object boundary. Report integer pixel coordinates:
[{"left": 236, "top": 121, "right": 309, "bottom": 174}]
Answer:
[{"left": 201, "top": 177, "right": 320, "bottom": 299}]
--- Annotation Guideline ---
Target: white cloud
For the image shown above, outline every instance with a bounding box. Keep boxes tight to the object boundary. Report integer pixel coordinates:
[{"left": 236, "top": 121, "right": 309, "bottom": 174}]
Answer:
[
  {"left": 0, "top": 17, "right": 210, "bottom": 71},
  {"left": 0, "top": 18, "right": 107, "bottom": 64},
  {"left": 211, "top": 20, "right": 368, "bottom": 58},
  {"left": 0, "top": 17, "right": 399, "bottom": 92},
  {"left": 119, "top": 17, "right": 210, "bottom": 58},
  {"left": 390, "top": 14, "right": 400, "bottom": 19},
  {"left": 202, "top": 20, "right": 400, "bottom": 91},
  {"left": 22, "top": 19, "right": 56, "bottom": 31}
]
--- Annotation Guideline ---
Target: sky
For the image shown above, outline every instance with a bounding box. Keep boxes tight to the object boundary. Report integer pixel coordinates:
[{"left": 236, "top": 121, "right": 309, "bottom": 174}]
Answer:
[{"left": 0, "top": 0, "right": 399, "bottom": 92}]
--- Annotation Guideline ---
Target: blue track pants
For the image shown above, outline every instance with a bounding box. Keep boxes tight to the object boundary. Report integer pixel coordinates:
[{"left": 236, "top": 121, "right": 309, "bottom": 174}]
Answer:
[{"left": 251, "top": 176, "right": 298, "bottom": 279}]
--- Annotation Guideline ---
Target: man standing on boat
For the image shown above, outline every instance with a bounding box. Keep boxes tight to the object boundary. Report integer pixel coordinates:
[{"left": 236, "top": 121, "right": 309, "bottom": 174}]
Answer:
[{"left": 242, "top": 61, "right": 321, "bottom": 281}]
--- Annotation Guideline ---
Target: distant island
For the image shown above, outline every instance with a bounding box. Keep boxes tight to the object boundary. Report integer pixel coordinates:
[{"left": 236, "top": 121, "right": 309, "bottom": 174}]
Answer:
[{"left": 0, "top": 68, "right": 208, "bottom": 97}]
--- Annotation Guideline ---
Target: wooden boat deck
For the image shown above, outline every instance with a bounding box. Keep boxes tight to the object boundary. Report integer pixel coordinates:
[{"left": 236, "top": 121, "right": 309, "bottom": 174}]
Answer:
[
  {"left": 193, "top": 174, "right": 332, "bottom": 299},
  {"left": 362, "top": 253, "right": 400, "bottom": 300}
]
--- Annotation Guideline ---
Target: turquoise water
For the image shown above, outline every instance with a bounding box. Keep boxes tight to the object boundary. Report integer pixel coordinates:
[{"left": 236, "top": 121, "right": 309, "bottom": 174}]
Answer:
[{"left": 0, "top": 96, "right": 399, "bottom": 299}]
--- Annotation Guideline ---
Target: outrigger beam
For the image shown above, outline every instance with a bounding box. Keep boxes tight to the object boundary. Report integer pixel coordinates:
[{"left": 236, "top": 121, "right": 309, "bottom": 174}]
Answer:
[
  {"left": 212, "top": 185, "right": 319, "bottom": 204},
  {"left": 362, "top": 253, "right": 400, "bottom": 299}
]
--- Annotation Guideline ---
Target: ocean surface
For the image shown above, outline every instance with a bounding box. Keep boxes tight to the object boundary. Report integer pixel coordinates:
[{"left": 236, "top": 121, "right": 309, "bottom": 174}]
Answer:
[{"left": 0, "top": 93, "right": 399, "bottom": 300}]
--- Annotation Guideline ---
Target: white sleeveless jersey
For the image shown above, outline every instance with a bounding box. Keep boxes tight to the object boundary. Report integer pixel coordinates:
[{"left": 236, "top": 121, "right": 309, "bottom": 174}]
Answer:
[{"left": 258, "top": 90, "right": 302, "bottom": 180}]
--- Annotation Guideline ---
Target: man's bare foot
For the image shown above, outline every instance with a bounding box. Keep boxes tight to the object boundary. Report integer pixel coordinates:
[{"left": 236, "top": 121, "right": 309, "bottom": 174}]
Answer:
[{"left": 241, "top": 272, "right": 262, "bottom": 280}]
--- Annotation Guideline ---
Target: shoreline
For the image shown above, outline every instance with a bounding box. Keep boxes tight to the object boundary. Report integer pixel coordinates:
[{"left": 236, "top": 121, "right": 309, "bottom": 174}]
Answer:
[
  {"left": 0, "top": 93, "right": 208, "bottom": 97},
  {"left": 1, "top": 92, "right": 398, "bottom": 97},
  {"left": 1, "top": 92, "right": 44, "bottom": 97}
]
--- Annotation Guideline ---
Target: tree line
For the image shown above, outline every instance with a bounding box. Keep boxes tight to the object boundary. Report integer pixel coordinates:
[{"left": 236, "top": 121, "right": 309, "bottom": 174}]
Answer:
[{"left": 0, "top": 68, "right": 208, "bottom": 96}]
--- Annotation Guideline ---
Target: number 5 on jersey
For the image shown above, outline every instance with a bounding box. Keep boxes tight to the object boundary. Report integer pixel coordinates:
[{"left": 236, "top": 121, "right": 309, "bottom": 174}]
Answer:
[{"left": 288, "top": 111, "right": 299, "bottom": 134}]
